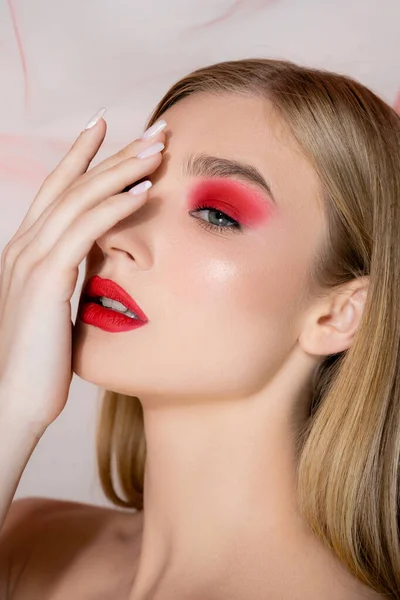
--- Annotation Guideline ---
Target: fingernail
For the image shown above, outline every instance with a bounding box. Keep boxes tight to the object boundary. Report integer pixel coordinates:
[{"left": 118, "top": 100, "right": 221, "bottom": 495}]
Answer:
[
  {"left": 140, "top": 119, "right": 167, "bottom": 140},
  {"left": 136, "top": 141, "right": 165, "bottom": 159},
  {"left": 129, "top": 180, "right": 153, "bottom": 195},
  {"left": 84, "top": 107, "right": 107, "bottom": 130}
]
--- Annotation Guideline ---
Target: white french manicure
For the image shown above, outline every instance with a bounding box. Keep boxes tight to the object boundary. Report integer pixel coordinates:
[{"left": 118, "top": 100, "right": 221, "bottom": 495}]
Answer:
[
  {"left": 129, "top": 180, "right": 153, "bottom": 195},
  {"left": 136, "top": 142, "right": 165, "bottom": 159},
  {"left": 84, "top": 107, "right": 107, "bottom": 130},
  {"left": 140, "top": 119, "right": 167, "bottom": 140}
]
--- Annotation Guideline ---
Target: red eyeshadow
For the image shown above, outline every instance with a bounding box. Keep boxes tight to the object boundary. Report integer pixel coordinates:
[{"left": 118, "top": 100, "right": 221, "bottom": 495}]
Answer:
[{"left": 187, "top": 178, "right": 274, "bottom": 227}]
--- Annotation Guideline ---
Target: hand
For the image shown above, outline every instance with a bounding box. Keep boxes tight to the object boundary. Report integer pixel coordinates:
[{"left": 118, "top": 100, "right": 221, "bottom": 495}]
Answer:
[{"left": 0, "top": 113, "right": 166, "bottom": 432}]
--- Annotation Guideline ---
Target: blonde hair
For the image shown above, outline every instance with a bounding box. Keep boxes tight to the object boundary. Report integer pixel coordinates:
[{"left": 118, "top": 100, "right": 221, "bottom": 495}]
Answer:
[{"left": 95, "top": 58, "right": 400, "bottom": 597}]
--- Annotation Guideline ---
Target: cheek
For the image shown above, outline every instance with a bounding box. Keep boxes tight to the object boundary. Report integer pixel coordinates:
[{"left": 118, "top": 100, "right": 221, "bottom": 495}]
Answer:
[
  {"left": 159, "top": 210, "right": 312, "bottom": 341},
  {"left": 164, "top": 250, "right": 264, "bottom": 326},
  {"left": 163, "top": 250, "right": 239, "bottom": 306},
  {"left": 180, "top": 236, "right": 310, "bottom": 331},
  {"left": 153, "top": 226, "right": 312, "bottom": 390}
]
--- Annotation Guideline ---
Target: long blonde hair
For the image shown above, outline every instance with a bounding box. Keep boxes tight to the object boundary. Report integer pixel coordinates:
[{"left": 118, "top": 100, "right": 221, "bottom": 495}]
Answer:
[{"left": 95, "top": 58, "right": 400, "bottom": 597}]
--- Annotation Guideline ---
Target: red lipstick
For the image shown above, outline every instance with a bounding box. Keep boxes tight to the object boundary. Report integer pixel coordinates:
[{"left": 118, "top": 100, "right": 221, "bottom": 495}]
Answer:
[
  {"left": 78, "top": 275, "right": 148, "bottom": 333},
  {"left": 187, "top": 178, "right": 273, "bottom": 227}
]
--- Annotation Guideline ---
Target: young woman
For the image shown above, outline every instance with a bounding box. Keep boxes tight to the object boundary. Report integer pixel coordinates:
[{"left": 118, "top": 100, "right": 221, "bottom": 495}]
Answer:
[{"left": 0, "top": 58, "right": 398, "bottom": 599}]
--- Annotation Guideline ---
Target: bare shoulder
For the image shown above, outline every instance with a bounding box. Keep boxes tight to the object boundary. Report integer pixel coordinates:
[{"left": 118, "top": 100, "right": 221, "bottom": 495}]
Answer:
[
  {"left": 0, "top": 496, "right": 140, "bottom": 599},
  {"left": 0, "top": 495, "right": 110, "bottom": 546},
  {"left": 0, "top": 497, "right": 68, "bottom": 537}
]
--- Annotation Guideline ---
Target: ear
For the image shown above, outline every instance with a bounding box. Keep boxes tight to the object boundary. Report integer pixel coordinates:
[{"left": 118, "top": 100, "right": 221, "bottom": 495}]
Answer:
[{"left": 298, "top": 276, "right": 369, "bottom": 357}]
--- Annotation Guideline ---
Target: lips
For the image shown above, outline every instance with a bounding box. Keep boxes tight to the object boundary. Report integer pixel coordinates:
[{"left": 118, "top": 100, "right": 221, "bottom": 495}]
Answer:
[{"left": 82, "top": 275, "right": 148, "bottom": 322}]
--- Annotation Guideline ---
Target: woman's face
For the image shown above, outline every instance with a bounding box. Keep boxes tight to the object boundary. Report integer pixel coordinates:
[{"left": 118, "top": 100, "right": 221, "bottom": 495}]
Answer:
[{"left": 72, "top": 92, "right": 326, "bottom": 406}]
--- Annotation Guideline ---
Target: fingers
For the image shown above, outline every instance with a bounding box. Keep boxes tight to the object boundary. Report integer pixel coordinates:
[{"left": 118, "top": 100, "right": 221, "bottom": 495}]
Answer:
[
  {"left": 67, "top": 127, "right": 167, "bottom": 193},
  {"left": 13, "top": 117, "right": 109, "bottom": 241},
  {"left": 0, "top": 113, "right": 168, "bottom": 326},
  {"left": 6, "top": 120, "right": 167, "bottom": 253},
  {"left": 13, "top": 150, "right": 163, "bottom": 276},
  {"left": 30, "top": 186, "right": 151, "bottom": 302},
  {"left": 81, "top": 118, "right": 168, "bottom": 182},
  {"left": 10, "top": 131, "right": 167, "bottom": 261}
]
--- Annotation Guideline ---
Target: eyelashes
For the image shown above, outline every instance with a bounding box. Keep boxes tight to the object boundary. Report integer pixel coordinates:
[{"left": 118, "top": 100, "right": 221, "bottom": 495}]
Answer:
[{"left": 189, "top": 204, "right": 242, "bottom": 235}]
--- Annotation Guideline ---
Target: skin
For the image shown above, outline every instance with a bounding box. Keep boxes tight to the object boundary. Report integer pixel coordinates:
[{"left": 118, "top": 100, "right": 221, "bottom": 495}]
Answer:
[{"left": 71, "top": 92, "right": 372, "bottom": 599}]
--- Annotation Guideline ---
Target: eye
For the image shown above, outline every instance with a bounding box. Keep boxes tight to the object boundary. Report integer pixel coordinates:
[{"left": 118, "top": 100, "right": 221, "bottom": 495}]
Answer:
[{"left": 189, "top": 204, "right": 242, "bottom": 235}]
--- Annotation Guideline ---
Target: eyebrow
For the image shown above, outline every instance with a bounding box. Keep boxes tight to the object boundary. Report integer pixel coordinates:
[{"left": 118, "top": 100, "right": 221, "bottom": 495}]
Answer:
[{"left": 181, "top": 153, "right": 276, "bottom": 204}]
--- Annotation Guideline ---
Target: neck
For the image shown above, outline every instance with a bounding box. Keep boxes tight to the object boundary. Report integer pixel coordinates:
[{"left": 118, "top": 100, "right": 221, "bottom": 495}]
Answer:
[{"left": 128, "top": 391, "right": 312, "bottom": 600}]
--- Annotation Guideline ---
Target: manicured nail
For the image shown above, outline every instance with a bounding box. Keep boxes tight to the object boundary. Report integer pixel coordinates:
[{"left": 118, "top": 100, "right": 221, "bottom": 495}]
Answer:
[
  {"left": 136, "top": 141, "right": 165, "bottom": 159},
  {"left": 129, "top": 180, "right": 153, "bottom": 195},
  {"left": 84, "top": 107, "right": 107, "bottom": 130},
  {"left": 140, "top": 119, "right": 167, "bottom": 140}
]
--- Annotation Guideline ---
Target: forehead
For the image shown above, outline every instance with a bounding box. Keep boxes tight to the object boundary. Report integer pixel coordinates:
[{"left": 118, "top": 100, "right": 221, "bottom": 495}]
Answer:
[{"left": 162, "top": 92, "right": 288, "bottom": 158}]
